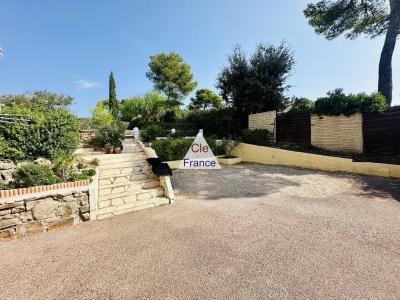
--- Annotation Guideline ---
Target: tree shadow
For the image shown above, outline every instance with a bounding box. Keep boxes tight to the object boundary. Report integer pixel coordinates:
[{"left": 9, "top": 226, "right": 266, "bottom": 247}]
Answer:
[
  {"left": 353, "top": 175, "right": 400, "bottom": 202},
  {"left": 171, "top": 162, "right": 400, "bottom": 202},
  {"left": 171, "top": 163, "right": 302, "bottom": 201}
]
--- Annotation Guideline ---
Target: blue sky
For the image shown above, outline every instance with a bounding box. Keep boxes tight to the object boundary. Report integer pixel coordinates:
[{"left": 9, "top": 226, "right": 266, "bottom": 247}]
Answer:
[{"left": 0, "top": 0, "right": 399, "bottom": 117}]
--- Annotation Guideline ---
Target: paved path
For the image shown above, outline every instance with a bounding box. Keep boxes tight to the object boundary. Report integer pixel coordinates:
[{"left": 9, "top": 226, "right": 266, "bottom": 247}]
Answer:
[{"left": 1, "top": 163, "right": 400, "bottom": 299}]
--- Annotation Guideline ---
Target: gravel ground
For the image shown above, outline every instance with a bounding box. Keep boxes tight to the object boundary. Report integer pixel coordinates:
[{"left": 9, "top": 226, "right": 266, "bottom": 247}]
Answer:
[{"left": 1, "top": 163, "right": 400, "bottom": 299}]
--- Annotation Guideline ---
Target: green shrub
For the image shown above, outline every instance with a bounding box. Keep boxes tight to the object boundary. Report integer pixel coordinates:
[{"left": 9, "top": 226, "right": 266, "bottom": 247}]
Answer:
[
  {"left": 151, "top": 138, "right": 223, "bottom": 161},
  {"left": 141, "top": 124, "right": 166, "bottom": 142},
  {"left": 91, "top": 121, "right": 126, "bottom": 148},
  {"left": 51, "top": 150, "right": 75, "bottom": 181},
  {"left": 12, "top": 163, "right": 61, "bottom": 188},
  {"left": 0, "top": 108, "right": 79, "bottom": 161},
  {"left": 241, "top": 129, "right": 270, "bottom": 146},
  {"left": 314, "top": 89, "right": 387, "bottom": 116},
  {"left": 0, "top": 137, "right": 25, "bottom": 162}
]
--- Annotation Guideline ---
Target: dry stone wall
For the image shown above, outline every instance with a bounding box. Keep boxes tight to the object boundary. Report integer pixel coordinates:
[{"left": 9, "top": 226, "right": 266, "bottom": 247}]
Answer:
[{"left": 0, "top": 189, "right": 90, "bottom": 240}]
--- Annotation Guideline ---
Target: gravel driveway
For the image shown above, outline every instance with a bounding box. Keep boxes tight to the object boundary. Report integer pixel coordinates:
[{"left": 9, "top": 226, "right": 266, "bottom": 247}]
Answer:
[{"left": 1, "top": 163, "right": 400, "bottom": 299}]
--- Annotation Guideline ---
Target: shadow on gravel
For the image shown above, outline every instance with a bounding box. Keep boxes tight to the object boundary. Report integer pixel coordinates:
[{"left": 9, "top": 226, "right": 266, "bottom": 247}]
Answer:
[
  {"left": 171, "top": 163, "right": 301, "bottom": 201},
  {"left": 355, "top": 176, "right": 400, "bottom": 202},
  {"left": 171, "top": 162, "right": 400, "bottom": 202}
]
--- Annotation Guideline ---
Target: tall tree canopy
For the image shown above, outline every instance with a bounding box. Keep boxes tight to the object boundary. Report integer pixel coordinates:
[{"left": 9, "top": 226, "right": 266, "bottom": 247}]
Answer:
[
  {"left": 120, "top": 91, "right": 170, "bottom": 125},
  {"left": 0, "top": 91, "right": 73, "bottom": 111},
  {"left": 304, "top": 0, "right": 400, "bottom": 105},
  {"left": 108, "top": 71, "right": 119, "bottom": 117},
  {"left": 216, "top": 43, "right": 294, "bottom": 128},
  {"left": 188, "top": 88, "right": 223, "bottom": 110},
  {"left": 146, "top": 52, "right": 197, "bottom": 105}
]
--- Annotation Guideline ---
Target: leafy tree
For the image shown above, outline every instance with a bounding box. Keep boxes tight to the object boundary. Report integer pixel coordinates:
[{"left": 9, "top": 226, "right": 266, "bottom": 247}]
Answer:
[
  {"left": 120, "top": 91, "right": 170, "bottom": 126},
  {"left": 216, "top": 43, "right": 294, "bottom": 128},
  {"left": 288, "top": 97, "right": 315, "bottom": 112},
  {"left": 314, "top": 88, "right": 387, "bottom": 115},
  {"left": 91, "top": 101, "right": 114, "bottom": 128},
  {"left": 0, "top": 91, "right": 73, "bottom": 111},
  {"left": 188, "top": 88, "right": 223, "bottom": 110},
  {"left": 304, "top": 0, "right": 400, "bottom": 105},
  {"left": 146, "top": 52, "right": 197, "bottom": 105},
  {"left": 108, "top": 71, "right": 119, "bottom": 117}
]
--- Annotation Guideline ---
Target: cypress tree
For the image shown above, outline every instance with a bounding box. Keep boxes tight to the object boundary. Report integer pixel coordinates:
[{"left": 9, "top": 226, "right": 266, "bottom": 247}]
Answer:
[{"left": 108, "top": 71, "right": 119, "bottom": 118}]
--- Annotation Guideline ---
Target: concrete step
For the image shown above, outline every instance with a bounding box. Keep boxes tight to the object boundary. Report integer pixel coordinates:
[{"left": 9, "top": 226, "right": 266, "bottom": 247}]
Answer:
[
  {"left": 99, "top": 156, "right": 148, "bottom": 167},
  {"left": 98, "top": 186, "right": 164, "bottom": 202}
]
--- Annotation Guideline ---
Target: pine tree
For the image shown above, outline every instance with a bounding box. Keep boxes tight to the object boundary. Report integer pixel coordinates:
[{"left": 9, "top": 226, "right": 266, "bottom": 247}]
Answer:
[{"left": 108, "top": 71, "right": 119, "bottom": 118}]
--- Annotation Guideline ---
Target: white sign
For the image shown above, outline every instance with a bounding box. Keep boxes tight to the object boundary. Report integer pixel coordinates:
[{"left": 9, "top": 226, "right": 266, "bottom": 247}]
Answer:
[{"left": 179, "top": 131, "right": 221, "bottom": 169}]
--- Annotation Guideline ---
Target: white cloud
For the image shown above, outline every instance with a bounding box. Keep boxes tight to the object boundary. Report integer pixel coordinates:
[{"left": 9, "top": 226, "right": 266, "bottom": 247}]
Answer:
[{"left": 73, "top": 79, "right": 99, "bottom": 90}]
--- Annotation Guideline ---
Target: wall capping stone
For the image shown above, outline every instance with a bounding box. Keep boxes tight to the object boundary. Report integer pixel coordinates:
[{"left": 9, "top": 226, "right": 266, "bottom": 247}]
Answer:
[{"left": 0, "top": 180, "right": 90, "bottom": 200}]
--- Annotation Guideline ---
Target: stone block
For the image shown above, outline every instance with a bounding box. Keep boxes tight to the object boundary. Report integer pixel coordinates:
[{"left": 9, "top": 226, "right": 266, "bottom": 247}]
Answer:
[
  {"left": 137, "top": 192, "right": 151, "bottom": 201},
  {"left": 32, "top": 198, "right": 59, "bottom": 220},
  {"left": 47, "top": 217, "right": 74, "bottom": 231},
  {"left": 0, "top": 209, "right": 11, "bottom": 216},
  {"left": 56, "top": 203, "right": 77, "bottom": 218},
  {"left": 0, "top": 202, "right": 21, "bottom": 210},
  {"left": 97, "top": 206, "right": 116, "bottom": 215},
  {"left": 20, "top": 211, "right": 33, "bottom": 222},
  {"left": 15, "top": 221, "right": 45, "bottom": 237},
  {"left": 99, "top": 188, "right": 112, "bottom": 196},
  {"left": 25, "top": 200, "right": 37, "bottom": 211},
  {"left": 80, "top": 212, "right": 90, "bottom": 221},
  {"left": 0, "top": 228, "right": 15, "bottom": 240},
  {"left": 79, "top": 194, "right": 89, "bottom": 202},
  {"left": 124, "top": 194, "right": 137, "bottom": 203},
  {"left": 111, "top": 198, "right": 124, "bottom": 206},
  {"left": 0, "top": 218, "right": 21, "bottom": 230},
  {"left": 99, "top": 200, "right": 111, "bottom": 208},
  {"left": 79, "top": 204, "right": 90, "bottom": 213},
  {"left": 11, "top": 206, "right": 25, "bottom": 214}
]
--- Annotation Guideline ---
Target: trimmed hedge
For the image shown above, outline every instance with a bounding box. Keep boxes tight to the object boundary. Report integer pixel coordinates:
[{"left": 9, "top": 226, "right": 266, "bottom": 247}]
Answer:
[
  {"left": 151, "top": 138, "right": 224, "bottom": 161},
  {"left": 241, "top": 129, "right": 270, "bottom": 146}
]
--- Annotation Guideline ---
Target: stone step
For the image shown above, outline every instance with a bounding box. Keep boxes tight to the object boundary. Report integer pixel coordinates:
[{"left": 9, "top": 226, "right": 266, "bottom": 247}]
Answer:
[
  {"left": 99, "top": 164, "right": 151, "bottom": 177},
  {"left": 99, "top": 159, "right": 148, "bottom": 170},
  {"left": 99, "top": 172, "right": 157, "bottom": 182},
  {"left": 99, "top": 154, "right": 147, "bottom": 164},
  {"left": 97, "top": 197, "right": 170, "bottom": 219},
  {"left": 98, "top": 186, "right": 164, "bottom": 202},
  {"left": 98, "top": 179, "right": 160, "bottom": 197}
]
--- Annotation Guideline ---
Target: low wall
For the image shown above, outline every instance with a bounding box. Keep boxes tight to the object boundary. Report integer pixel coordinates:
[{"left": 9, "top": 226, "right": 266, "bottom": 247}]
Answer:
[
  {"left": 232, "top": 143, "right": 400, "bottom": 178},
  {"left": 0, "top": 188, "right": 90, "bottom": 240},
  {"left": 311, "top": 113, "right": 363, "bottom": 153}
]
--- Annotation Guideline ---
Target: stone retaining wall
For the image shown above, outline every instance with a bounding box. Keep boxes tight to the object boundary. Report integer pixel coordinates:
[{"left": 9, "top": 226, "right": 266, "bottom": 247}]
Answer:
[{"left": 0, "top": 189, "right": 90, "bottom": 240}]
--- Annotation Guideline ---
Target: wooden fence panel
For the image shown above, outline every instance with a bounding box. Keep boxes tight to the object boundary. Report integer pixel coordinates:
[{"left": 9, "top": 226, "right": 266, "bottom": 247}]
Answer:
[
  {"left": 363, "top": 106, "right": 400, "bottom": 155},
  {"left": 276, "top": 112, "right": 311, "bottom": 145},
  {"left": 311, "top": 113, "right": 363, "bottom": 153}
]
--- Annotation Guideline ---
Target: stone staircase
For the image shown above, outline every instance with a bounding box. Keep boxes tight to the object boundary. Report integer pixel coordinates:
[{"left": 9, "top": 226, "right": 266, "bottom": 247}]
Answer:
[{"left": 94, "top": 139, "right": 170, "bottom": 220}]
